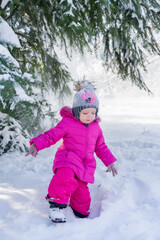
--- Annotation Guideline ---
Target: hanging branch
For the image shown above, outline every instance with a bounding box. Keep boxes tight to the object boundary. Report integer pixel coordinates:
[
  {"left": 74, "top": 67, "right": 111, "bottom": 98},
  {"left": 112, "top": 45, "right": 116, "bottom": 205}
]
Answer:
[
  {"left": 14, "top": 31, "right": 36, "bottom": 48},
  {"left": 5, "top": 87, "right": 30, "bottom": 126},
  {"left": 5, "top": 3, "right": 19, "bottom": 20},
  {"left": 0, "top": 0, "right": 11, "bottom": 19},
  {"left": 0, "top": 1, "right": 12, "bottom": 19}
]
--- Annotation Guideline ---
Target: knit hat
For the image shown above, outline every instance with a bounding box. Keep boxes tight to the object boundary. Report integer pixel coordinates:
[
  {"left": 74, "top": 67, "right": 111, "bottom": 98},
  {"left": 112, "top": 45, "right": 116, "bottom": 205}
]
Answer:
[{"left": 72, "top": 80, "right": 99, "bottom": 120}]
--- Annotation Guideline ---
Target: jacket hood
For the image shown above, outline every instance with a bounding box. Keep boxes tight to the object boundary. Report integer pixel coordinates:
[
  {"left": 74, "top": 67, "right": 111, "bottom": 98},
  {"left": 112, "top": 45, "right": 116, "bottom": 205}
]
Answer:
[{"left": 60, "top": 106, "right": 101, "bottom": 123}]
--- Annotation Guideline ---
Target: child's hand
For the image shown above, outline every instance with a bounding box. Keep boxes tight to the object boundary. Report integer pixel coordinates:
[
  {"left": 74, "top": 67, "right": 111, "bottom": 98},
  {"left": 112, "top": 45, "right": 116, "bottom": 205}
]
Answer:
[
  {"left": 106, "top": 163, "right": 118, "bottom": 177},
  {"left": 25, "top": 143, "right": 38, "bottom": 157}
]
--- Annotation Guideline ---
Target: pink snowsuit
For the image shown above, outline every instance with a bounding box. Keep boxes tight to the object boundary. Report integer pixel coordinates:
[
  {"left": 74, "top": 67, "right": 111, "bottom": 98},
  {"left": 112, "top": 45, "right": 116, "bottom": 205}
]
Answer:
[{"left": 30, "top": 106, "right": 117, "bottom": 216}]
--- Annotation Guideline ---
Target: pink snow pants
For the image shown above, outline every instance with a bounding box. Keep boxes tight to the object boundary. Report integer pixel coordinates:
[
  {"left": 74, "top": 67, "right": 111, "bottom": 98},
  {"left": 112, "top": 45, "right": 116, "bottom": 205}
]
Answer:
[{"left": 47, "top": 167, "right": 91, "bottom": 216}]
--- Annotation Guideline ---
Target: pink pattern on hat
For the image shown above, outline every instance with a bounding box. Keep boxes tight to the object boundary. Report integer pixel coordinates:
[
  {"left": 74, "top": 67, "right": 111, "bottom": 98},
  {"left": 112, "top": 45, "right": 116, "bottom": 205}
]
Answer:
[{"left": 80, "top": 91, "right": 97, "bottom": 104}]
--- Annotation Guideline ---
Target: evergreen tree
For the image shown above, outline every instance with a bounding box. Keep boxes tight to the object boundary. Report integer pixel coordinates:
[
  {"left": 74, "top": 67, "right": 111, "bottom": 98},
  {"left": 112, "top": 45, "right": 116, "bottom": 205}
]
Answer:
[
  {"left": 102, "top": 0, "right": 160, "bottom": 91},
  {"left": 1, "top": 0, "right": 72, "bottom": 95},
  {"left": 1, "top": 0, "right": 159, "bottom": 91},
  {"left": 0, "top": 112, "right": 29, "bottom": 155},
  {"left": 0, "top": 16, "right": 56, "bottom": 154},
  {"left": 0, "top": 0, "right": 160, "bottom": 155}
]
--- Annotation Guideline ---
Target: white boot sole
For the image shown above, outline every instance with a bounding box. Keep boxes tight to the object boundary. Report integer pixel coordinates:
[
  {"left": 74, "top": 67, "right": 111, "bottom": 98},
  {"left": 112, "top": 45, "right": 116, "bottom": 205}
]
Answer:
[{"left": 49, "top": 215, "right": 66, "bottom": 223}]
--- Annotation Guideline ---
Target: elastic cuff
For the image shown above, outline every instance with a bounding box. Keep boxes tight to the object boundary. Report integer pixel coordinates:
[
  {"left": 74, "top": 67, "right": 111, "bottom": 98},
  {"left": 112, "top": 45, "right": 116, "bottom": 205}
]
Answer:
[
  {"left": 49, "top": 201, "right": 67, "bottom": 209},
  {"left": 72, "top": 208, "right": 89, "bottom": 218},
  {"left": 46, "top": 194, "right": 67, "bottom": 208}
]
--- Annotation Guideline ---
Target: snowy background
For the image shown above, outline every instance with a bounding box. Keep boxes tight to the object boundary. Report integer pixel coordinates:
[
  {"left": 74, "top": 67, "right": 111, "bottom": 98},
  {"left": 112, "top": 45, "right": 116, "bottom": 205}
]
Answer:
[
  {"left": 1, "top": 5, "right": 160, "bottom": 239},
  {"left": 0, "top": 63, "right": 160, "bottom": 240}
]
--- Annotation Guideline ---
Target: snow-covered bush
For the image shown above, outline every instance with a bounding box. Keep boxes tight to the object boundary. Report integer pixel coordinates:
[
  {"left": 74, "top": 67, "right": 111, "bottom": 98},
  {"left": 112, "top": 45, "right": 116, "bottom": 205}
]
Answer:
[
  {"left": 0, "top": 17, "right": 31, "bottom": 154},
  {"left": 0, "top": 112, "right": 29, "bottom": 155},
  {"left": 0, "top": 17, "right": 56, "bottom": 155}
]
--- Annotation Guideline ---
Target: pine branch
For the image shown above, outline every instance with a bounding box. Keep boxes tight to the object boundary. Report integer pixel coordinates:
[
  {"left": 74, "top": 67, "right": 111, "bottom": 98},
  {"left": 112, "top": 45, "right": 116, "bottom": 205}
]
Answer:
[
  {"left": 0, "top": 1, "right": 11, "bottom": 20},
  {"left": 6, "top": 88, "right": 30, "bottom": 126},
  {"left": 6, "top": 4, "right": 19, "bottom": 20},
  {"left": 14, "top": 31, "right": 35, "bottom": 48},
  {"left": 2, "top": 0, "right": 10, "bottom": 12},
  {"left": 0, "top": 0, "right": 10, "bottom": 19},
  {"left": 3, "top": 0, "right": 160, "bottom": 93}
]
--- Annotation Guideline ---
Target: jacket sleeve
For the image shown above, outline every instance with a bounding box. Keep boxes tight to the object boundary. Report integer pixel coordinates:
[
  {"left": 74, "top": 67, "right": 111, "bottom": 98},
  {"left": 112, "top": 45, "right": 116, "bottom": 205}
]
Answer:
[
  {"left": 29, "top": 118, "right": 68, "bottom": 151},
  {"left": 95, "top": 127, "right": 117, "bottom": 167}
]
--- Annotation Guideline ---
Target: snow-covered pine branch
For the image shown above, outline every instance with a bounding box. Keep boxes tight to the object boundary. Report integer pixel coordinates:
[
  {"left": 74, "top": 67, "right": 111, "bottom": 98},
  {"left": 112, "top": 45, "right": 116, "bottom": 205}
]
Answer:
[{"left": 0, "top": 16, "right": 57, "bottom": 154}]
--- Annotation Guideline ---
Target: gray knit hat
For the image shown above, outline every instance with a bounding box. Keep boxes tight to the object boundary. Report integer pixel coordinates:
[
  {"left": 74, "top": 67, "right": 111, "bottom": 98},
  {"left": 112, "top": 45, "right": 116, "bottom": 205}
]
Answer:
[{"left": 72, "top": 80, "right": 99, "bottom": 120}]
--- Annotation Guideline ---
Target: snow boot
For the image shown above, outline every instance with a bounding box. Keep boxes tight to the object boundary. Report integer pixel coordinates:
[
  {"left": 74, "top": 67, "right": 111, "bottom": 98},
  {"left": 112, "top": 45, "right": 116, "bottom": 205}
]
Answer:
[{"left": 49, "top": 202, "right": 67, "bottom": 223}]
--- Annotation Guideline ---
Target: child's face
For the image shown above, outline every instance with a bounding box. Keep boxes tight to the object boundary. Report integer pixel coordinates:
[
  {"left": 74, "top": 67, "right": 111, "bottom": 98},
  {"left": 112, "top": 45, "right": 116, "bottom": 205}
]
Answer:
[{"left": 79, "top": 108, "right": 96, "bottom": 124}]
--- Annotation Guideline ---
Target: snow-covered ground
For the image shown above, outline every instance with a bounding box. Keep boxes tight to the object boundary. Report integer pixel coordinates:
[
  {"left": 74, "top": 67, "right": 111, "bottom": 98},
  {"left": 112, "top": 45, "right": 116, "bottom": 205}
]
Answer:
[
  {"left": 0, "top": 95, "right": 160, "bottom": 240},
  {"left": 1, "top": 3, "right": 160, "bottom": 239}
]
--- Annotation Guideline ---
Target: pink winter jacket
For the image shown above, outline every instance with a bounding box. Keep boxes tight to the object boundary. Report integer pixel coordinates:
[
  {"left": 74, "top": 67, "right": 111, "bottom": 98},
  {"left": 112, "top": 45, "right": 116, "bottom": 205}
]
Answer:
[{"left": 30, "top": 106, "right": 117, "bottom": 183}]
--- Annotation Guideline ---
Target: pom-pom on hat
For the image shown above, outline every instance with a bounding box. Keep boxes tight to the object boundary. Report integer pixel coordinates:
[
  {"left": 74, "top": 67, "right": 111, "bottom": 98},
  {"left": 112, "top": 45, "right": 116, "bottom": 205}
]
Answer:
[{"left": 72, "top": 80, "right": 99, "bottom": 120}]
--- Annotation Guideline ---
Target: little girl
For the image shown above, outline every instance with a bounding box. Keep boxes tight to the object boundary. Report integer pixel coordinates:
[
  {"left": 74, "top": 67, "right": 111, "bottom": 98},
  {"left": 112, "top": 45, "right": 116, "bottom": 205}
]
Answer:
[{"left": 26, "top": 81, "right": 117, "bottom": 223}]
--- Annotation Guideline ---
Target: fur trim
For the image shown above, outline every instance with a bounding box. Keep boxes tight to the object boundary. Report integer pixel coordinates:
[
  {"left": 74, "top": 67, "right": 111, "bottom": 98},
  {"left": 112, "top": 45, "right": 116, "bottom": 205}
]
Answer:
[{"left": 60, "top": 106, "right": 101, "bottom": 123}]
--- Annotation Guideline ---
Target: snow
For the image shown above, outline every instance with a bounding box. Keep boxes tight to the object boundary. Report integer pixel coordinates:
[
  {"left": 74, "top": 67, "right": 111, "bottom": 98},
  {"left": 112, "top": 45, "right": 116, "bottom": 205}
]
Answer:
[
  {"left": 0, "top": 94, "right": 160, "bottom": 240},
  {"left": 1, "top": 7, "right": 160, "bottom": 239},
  {"left": 0, "top": 113, "right": 29, "bottom": 155},
  {"left": 0, "top": 0, "right": 10, "bottom": 8},
  {"left": 0, "top": 17, "right": 21, "bottom": 48},
  {"left": 62, "top": 0, "right": 76, "bottom": 16},
  {"left": 23, "top": 73, "right": 34, "bottom": 83},
  {"left": 0, "top": 44, "right": 19, "bottom": 68},
  {"left": 14, "top": 83, "right": 34, "bottom": 104},
  {"left": 132, "top": 13, "right": 143, "bottom": 31}
]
